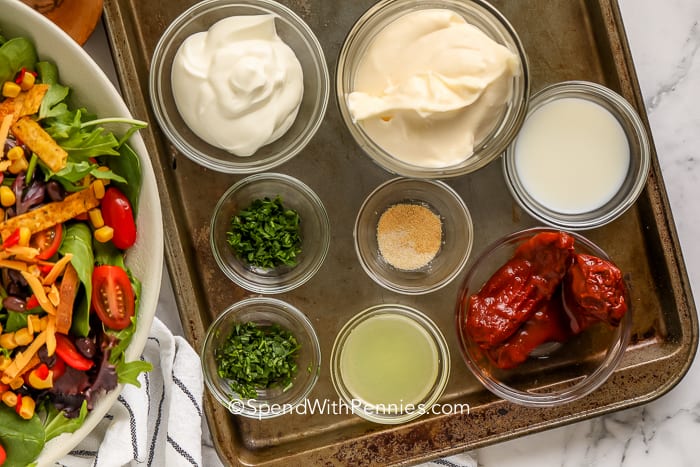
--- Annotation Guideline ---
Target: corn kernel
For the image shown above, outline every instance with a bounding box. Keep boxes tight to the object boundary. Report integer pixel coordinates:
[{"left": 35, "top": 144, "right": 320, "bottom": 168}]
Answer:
[
  {"left": 8, "top": 157, "right": 28, "bottom": 175},
  {"left": 6, "top": 146, "right": 24, "bottom": 161},
  {"left": 92, "top": 180, "right": 106, "bottom": 199},
  {"left": 18, "top": 227, "right": 31, "bottom": 247},
  {"left": 1, "top": 81, "right": 21, "bottom": 98},
  {"left": 0, "top": 356, "right": 9, "bottom": 372},
  {"left": 18, "top": 395, "right": 35, "bottom": 419},
  {"left": 19, "top": 71, "right": 35, "bottom": 91},
  {"left": 94, "top": 225, "right": 114, "bottom": 243},
  {"left": 0, "top": 333, "right": 17, "bottom": 350},
  {"left": 96, "top": 167, "right": 112, "bottom": 185},
  {"left": 0, "top": 186, "right": 16, "bottom": 207},
  {"left": 9, "top": 376, "right": 23, "bottom": 390},
  {"left": 2, "top": 391, "right": 17, "bottom": 407},
  {"left": 13, "top": 328, "right": 32, "bottom": 346},
  {"left": 88, "top": 208, "right": 104, "bottom": 228}
]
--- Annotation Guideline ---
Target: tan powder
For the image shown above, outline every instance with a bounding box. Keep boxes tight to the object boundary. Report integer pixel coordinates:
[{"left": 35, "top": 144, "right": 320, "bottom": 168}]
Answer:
[{"left": 376, "top": 203, "right": 442, "bottom": 270}]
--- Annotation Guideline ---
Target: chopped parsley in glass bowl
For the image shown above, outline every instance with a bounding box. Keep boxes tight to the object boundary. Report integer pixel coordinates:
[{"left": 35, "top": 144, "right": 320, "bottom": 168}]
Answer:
[
  {"left": 201, "top": 297, "right": 321, "bottom": 419},
  {"left": 210, "top": 172, "right": 330, "bottom": 294}
]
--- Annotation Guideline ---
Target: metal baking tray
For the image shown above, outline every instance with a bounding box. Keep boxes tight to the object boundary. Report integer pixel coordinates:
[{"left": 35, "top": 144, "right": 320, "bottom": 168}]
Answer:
[{"left": 102, "top": 0, "right": 698, "bottom": 464}]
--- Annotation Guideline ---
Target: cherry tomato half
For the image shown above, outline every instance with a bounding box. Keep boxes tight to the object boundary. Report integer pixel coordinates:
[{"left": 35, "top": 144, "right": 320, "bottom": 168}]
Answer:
[
  {"left": 91, "top": 265, "right": 135, "bottom": 330},
  {"left": 101, "top": 187, "right": 136, "bottom": 250},
  {"left": 55, "top": 334, "right": 94, "bottom": 371},
  {"left": 30, "top": 223, "right": 64, "bottom": 260}
]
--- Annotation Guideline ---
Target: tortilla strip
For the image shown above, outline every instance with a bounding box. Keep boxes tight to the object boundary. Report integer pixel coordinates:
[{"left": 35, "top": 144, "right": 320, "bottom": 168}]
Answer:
[
  {"left": 43, "top": 253, "right": 73, "bottom": 285},
  {"left": 0, "top": 259, "right": 28, "bottom": 271},
  {"left": 55, "top": 263, "right": 79, "bottom": 334},
  {"left": 0, "top": 94, "right": 25, "bottom": 123},
  {"left": 0, "top": 183, "right": 100, "bottom": 241},
  {"left": 0, "top": 114, "right": 12, "bottom": 151},
  {"left": 11, "top": 116, "right": 67, "bottom": 172},
  {"left": 21, "top": 270, "right": 57, "bottom": 315},
  {"left": 0, "top": 84, "right": 48, "bottom": 123},
  {"left": 19, "top": 84, "right": 49, "bottom": 117}
]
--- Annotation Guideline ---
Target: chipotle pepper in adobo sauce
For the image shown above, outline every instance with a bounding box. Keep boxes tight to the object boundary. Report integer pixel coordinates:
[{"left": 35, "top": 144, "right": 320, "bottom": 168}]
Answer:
[
  {"left": 563, "top": 253, "right": 628, "bottom": 334},
  {"left": 464, "top": 231, "right": 629, "bottom": 370},
  {"left": 487, "top": 291, "right": 572, "bottom": 369},
  {"left": 466, "top": 231, "right": 574, "bottom": 348}
]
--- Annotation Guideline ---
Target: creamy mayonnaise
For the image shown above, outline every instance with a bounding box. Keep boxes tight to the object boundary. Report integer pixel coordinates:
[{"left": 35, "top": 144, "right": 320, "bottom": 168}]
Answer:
[
  {"left": 348, "top": 9, "right": 519, "bottom": 168},
  {"left": 171, "top": 15, "right": 303, "bottom": 157}
]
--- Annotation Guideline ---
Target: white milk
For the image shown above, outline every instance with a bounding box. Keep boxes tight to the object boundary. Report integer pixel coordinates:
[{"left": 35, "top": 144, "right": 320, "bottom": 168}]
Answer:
[{"left": 514, "top": 97, "right": 630, "bottom": 214}]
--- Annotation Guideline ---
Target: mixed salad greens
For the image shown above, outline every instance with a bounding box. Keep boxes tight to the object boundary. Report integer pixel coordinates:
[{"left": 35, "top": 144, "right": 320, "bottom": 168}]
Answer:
[{"left": 0, "top": 33, "right": 149, "bottom": 466}]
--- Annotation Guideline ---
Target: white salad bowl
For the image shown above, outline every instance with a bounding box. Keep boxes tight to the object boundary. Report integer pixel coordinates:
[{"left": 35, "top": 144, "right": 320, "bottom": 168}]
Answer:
[{"left": 0, "top": 1, "right": 164, "bottom": 465}]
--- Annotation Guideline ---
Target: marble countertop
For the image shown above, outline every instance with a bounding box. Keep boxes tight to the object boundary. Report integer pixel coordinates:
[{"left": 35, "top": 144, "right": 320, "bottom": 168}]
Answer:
[
  {"left": 84, "top": 0, "right": 699, "bottom": 465},
  {"left": 471, "top": 1, "right": 700, "bottom": 466}
]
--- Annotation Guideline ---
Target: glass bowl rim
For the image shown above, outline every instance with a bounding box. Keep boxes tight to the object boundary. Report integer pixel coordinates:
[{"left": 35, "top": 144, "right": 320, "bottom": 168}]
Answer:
[
  {"left": 148, "top": 0, "right": 330, "bottom": 174},
  {"left": 502, "top": 80, "right": 651, "bottom": 230},
  {"left": 335, "top": 0, "right": 531, "bottom": 178},
  {"left": 210, "top": 172, "right": 331, "bottom": 294},
  {"left": 454, "top": 226, "right": 633, "bottom": 407},
  {"left": 353, "top": 177, "right": 474, "bottom": 295},
  {"left": 330, "top": 303, "right": 451, "bottom": 423},
  {"left": 201, "top": 296, "right": 322, "bottom": 419}
]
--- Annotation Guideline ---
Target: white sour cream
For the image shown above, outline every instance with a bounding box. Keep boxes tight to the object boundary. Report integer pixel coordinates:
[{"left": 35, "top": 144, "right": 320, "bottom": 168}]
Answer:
[
  {"left": 347, "top": 9, "right": 519, "bottom": 168},
  {"left": 514, "top": 97, "right": 630, "bottom": 214},
  {"left": 171, "top": 15, "right": 303, "bottom": 157}
]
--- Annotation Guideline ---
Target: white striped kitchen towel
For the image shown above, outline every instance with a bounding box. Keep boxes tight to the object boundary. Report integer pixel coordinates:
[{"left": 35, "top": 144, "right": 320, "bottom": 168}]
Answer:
[{"left": 55, "top": 317, "right": 204, "bottom": 467}]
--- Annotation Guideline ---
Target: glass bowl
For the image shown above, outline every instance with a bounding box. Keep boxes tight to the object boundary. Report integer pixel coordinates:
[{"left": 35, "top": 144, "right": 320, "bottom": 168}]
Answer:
[
  {"left": 455, "top": 227, "right": 632, "bottom": 407},
  {"left": 201, "top": 297, "right": 321, "bottom": 419},
  {"left": 330, "top": 304, "right": 450, "bottom": 424},
  {"left": 336, "top": 0, "right": 530, "bottom": 178},
  {"left": 354, "top": 177, "right": 473, "bottom": 295},
  {"left": 503, "top": 81, "right": 651, "bottom": 230},
  {"left": 210, "top": 173, "right": 330, "bottom": 293},
  {"left": 149, "top": 0, "right": 330, "bottom": 173}
]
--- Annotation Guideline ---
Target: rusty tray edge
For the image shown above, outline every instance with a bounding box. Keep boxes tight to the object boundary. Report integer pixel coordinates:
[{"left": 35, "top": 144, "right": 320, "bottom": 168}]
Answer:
[{"left": 101, "top": 0, "right": 698, "bottom": 465}]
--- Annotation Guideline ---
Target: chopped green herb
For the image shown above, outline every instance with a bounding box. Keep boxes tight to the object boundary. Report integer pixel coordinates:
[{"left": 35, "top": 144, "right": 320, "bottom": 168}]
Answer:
[
  {"left": 215, "top": 322, "right": 300, "bottom": 399},
  {"left": 226, "top": 196, "right": 302, "bottom": 269}
]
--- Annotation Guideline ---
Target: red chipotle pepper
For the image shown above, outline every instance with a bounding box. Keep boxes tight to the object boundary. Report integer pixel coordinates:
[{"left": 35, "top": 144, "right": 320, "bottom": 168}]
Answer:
[
  {"left": 563, "top": 253, "right": 628, "bottom": 333},
  {"left": 466, "top": 231, "right": 575, "bottom": 348},
  {"left": 487, "top": 291, "right": 572, "bottom": 369}
]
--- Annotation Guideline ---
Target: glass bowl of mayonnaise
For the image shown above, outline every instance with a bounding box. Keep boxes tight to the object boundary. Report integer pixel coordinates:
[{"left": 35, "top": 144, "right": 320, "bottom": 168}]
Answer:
[
  {"left": 337, "top": 0, "right": 530, "bottom": 178},
  {"left": 149, "top": 0, "right": 330, "bottom": 173}
]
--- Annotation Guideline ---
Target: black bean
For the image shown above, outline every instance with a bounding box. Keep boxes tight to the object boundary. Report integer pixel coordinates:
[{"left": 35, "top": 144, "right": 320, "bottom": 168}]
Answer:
[
  {"left": 6, "top": 283, "right": 23, "bottom": 297},
  {"left": 46, "top": 180, "right": 66, "bottom": 202},
  {"left": 38, "top": 347, "right": 57, "bottom": 367},
  {"left": 3, "top": 296, "right": 26, "bottom": 312},
  {"left": 75, "top": 337, "right": 96, "bottom": 358},
  {"left": 7, "top": 269, "right": 27, "bottom": 287}
]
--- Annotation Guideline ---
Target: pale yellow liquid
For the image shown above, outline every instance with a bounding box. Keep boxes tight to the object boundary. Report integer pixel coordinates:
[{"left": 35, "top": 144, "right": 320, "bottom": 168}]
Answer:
[{"left": 339, "top": 313, "right": 439, "bottom": 407}]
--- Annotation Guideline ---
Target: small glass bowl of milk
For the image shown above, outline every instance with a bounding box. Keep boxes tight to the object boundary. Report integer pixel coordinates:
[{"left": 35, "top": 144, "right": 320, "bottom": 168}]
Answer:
[{"left": 503, "top": 81, "right": 650, "bottom": 230}]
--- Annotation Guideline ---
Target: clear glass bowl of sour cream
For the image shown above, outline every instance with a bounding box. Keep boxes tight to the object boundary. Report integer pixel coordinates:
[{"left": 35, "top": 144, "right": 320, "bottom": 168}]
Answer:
[
  {"left": 337, "top": 0, "right": 530, "bottom": 178},
  {"left": 149, "top": 0, "right": 329, "bottom": 173},
  {"left": 502, "top": 81, "right": 651, "bottom": 230}
]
